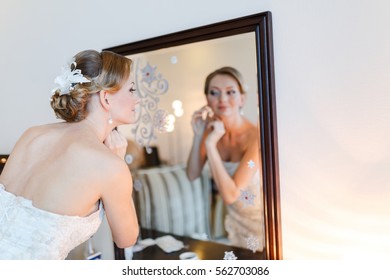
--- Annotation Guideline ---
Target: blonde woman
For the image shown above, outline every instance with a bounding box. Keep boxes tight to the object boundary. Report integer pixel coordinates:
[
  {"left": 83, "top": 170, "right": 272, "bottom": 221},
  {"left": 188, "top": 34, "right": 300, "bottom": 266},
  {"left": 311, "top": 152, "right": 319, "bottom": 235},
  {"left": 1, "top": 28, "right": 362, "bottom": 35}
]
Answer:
[
  {"left": 187, "top": 66, "right": 264, "bottom": 251},
  {"left": 0, "top": 50, "right": 139, "bottom": 259}
]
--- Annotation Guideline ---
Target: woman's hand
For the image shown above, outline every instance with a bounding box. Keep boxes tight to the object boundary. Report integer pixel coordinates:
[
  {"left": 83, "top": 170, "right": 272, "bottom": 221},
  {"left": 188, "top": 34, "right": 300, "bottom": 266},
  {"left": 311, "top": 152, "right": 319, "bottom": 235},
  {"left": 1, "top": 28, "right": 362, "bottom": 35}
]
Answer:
[
  {"left": 104, "top": 129, "right": 128, "bottom": 159},
  {"left": 191, "top": 106, "right": 214, "bottom": 137},
  {"left": 205, "top": 119, "right": 225, "bottom": 147}
]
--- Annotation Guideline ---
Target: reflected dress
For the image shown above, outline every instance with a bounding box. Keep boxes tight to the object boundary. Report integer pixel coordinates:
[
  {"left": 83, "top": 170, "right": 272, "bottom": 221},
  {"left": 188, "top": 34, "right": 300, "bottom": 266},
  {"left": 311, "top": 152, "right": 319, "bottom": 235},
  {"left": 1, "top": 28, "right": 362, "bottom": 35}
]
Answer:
[
  {"left": 221, "top": 161, "right": 265, "bottom": 251},
  {"left": 0, "top": 184, "right": 104, "bottom": 259}
]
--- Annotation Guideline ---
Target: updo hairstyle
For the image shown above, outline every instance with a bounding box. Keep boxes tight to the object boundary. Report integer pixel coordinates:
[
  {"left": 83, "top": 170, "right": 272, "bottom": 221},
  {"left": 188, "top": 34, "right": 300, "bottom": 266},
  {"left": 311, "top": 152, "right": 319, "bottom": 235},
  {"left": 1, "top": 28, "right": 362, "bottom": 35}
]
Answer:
[
  {"left": 50, "top": 50, "right": 132, "bottom": 122},
  {"left": 204, "top": 66, "right": 246, "bottom": 95}
]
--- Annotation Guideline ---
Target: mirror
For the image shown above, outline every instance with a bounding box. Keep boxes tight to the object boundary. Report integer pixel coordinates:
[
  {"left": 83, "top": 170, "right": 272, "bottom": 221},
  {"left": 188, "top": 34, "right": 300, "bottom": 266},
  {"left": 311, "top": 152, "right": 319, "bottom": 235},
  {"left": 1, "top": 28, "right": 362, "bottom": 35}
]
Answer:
[{"left": 105, "top": 12, "right": 281, "bottom": 260}]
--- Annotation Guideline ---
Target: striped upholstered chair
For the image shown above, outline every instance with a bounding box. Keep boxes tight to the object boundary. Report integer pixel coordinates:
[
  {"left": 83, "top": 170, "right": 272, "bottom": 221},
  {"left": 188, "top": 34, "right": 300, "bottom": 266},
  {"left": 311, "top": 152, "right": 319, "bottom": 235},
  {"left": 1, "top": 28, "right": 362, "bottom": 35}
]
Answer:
[{"left": 132, "top": 164, "right": 212, "bottom": 238}]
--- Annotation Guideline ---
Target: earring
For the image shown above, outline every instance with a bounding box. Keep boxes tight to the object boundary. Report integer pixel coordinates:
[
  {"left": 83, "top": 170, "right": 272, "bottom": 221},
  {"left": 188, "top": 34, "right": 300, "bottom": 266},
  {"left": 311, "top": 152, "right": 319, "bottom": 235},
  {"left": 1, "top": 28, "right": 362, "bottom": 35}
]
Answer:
[
  {"left": 239, "top": 107, "right": 244, "bottom": 116},
  {"left": 108, "top": 118, "right": 113, "bottom": 124}
]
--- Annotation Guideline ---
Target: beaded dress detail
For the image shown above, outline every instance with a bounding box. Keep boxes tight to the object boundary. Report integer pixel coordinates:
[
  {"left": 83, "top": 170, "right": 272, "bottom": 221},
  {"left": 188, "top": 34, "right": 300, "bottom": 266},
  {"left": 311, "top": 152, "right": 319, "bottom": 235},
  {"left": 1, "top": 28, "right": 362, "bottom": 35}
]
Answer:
[
  {"left": 221, "top": 162, "right": 265, "bottom": 251},
  {"left": 0, "top": 184, "right": 104, "bottom": 259}
]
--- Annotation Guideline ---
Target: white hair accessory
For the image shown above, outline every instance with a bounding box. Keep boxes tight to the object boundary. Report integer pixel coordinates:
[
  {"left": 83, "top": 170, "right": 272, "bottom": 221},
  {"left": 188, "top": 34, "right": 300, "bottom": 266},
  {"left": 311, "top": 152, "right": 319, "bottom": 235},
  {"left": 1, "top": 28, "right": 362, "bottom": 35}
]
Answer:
[{"left": 52, "top": 61, "right": 90, "bottom": 95}]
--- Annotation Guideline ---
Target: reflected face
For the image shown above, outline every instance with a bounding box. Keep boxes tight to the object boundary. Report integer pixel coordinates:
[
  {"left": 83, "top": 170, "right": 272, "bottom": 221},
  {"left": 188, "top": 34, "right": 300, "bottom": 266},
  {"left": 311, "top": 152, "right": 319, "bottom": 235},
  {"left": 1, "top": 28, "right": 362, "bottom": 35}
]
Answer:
[
  {"left": 206, "top": 74, "right": 244, "bottom": 117},
  {"left": 111, "top": 74, "right": 140, "bottom": 124}
]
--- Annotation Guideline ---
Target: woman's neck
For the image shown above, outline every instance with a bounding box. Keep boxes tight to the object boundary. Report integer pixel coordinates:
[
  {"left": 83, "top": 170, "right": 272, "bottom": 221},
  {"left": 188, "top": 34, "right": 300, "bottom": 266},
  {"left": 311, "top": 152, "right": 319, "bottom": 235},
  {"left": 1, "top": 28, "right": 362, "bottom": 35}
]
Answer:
[
  {"left": 221, "top": 113, "right": 246, "bottom": 134},
  {"left": 78, "top": 114, "right": 114, "bottom": 143},
  {"left": 80, "top": 95, "right": 116, "bottom": 142}
]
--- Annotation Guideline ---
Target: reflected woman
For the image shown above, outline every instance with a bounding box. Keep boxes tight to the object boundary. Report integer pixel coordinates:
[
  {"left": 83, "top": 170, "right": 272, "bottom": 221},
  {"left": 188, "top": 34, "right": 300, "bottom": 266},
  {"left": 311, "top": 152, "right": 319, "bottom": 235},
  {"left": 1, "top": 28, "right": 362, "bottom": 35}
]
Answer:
[
  {"left": 186, "top": 66, "right": 264, "bottom": 251},
  {"left": 0, "top": 50, "right": 139, "bottom": 259}
]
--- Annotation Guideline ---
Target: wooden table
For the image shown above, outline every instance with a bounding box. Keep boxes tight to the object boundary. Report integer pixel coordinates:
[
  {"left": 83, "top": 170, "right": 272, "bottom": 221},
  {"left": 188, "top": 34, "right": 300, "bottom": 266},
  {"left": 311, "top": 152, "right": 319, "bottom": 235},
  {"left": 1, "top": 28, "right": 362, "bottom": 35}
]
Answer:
[{"left": 115, "top": 228, "right": 266, "bottom": 260}]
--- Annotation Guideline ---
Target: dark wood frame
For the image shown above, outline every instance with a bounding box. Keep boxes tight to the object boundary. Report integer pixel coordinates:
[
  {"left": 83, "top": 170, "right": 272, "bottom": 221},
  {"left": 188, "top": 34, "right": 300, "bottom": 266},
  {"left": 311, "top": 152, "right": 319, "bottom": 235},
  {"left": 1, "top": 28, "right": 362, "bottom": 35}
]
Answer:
[
  {"left": 0, "top": 154, "right": 9, "bottom": 175},
  {"left": 105, "top": 11, "right": 282, "bottom": 260}
]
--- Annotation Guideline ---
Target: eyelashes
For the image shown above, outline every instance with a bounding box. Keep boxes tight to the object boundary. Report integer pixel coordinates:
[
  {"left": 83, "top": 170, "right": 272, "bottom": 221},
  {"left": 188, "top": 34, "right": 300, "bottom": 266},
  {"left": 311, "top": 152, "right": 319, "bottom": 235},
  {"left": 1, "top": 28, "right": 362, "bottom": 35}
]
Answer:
[
  {"left": 210, "top": 90, "right": 219, "bottom": 96},
  {"left": 227, "top": 90, "right": 237, "bottom": 95},
  {"left": 208, "top": 89, "right": 237, "bottom": 97}
]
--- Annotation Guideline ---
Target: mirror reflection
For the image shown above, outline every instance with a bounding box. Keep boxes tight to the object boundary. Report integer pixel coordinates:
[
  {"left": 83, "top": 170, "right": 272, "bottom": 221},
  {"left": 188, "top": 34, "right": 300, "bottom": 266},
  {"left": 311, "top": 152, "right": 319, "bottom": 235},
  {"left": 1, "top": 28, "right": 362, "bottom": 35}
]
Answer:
[{"left": 119, "top": 32, "right": 265, "bottom": 255}]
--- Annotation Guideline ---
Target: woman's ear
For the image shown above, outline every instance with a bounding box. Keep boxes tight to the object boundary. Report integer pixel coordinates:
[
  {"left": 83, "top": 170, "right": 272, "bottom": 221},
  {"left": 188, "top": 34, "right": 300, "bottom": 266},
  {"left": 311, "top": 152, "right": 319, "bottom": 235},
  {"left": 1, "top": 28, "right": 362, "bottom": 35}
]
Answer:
[
  {"left": 240, "top": 93, "right": 247, "bottom": 107},
  {"left": 99, "top": 90, "right": 110, "bottom": 110}
]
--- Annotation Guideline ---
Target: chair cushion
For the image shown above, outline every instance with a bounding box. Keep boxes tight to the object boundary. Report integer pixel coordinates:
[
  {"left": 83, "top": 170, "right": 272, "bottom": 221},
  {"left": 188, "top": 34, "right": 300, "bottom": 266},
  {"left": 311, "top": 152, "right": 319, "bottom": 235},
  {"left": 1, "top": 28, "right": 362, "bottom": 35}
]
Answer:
[{"left": 132, "top": 164, "right": 211, "bottom": 238}]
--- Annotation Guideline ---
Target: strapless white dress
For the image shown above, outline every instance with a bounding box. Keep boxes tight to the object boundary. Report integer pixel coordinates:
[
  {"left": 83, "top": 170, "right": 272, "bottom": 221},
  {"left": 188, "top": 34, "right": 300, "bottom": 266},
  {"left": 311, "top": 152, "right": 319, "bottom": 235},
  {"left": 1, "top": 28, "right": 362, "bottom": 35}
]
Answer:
[
  {"left": 221, "top": 162, "right": 265, "bottom": 251},
  {"left": 0, "top": 184, "right": 104, "bottom": 259}
]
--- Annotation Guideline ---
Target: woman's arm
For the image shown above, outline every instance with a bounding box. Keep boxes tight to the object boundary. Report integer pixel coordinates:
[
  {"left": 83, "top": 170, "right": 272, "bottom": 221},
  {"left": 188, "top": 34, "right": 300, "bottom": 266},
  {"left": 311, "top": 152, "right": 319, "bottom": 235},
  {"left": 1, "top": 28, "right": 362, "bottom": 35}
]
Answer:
[
  {"left": 101, "top": 161, "right": 139, "bottom": 248},
  {"left": 101, "top": 129, "right": 139, "bottom": 248},
  {"left": 186, "top": 107, "right": 210, "bottom": 181},
  {"left": 186, "top": 133, "right": 207, "bottom": 181}
]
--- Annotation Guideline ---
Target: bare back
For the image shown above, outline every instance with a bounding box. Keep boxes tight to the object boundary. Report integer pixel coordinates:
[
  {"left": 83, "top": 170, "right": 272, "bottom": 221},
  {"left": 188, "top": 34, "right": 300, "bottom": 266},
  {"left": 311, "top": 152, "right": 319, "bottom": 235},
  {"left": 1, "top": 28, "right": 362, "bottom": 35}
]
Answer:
[{"left": 0, "top": 122, "right": 120, "bottom": 217}]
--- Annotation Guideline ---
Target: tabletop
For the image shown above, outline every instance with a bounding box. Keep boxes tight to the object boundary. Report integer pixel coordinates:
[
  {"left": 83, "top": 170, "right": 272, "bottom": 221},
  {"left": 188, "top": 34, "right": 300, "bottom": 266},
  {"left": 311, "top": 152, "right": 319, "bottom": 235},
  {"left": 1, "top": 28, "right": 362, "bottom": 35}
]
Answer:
[{"left": 115, "top": 228, "right": 266, "bottom": 260}]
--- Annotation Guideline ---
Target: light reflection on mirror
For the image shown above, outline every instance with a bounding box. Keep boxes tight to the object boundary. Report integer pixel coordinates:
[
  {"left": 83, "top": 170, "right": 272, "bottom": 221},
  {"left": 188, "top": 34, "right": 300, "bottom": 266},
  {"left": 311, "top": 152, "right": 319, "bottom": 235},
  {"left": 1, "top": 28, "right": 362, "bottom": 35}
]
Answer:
[{"left": 119, "top": 32, "right": 265, "bottom": 252}]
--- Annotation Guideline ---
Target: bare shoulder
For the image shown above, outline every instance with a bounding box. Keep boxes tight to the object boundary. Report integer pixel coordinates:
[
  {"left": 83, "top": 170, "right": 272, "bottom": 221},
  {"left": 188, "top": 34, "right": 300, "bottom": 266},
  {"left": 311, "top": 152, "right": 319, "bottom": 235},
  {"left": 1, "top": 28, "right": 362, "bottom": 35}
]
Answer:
[
  {"left": 98, "top": 151, "right": 131, "bottom": 180},
  {"left": 84, "top": 145, "right": 132, "bottom": 188},
  {"left": 243, "top": 120, "right": 259, "bottom": 143},
  {"left": 18, "top": 124, "right": 50, "bottom": 139},
  {"left": 10, "top": 124, "right": 57, "bottom": 152},
  {"left": 17, "top": 123, "right": 68, "bottom": 142},
  {"left": 24, "top": 123, "right": 63, "bottom": 133}
]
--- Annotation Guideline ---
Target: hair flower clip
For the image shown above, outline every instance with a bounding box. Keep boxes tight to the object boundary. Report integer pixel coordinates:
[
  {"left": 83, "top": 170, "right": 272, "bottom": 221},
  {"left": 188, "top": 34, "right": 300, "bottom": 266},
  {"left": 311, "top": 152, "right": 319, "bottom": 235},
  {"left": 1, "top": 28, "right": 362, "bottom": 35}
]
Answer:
[{"left": 52, "top": 61, "right": 90, "bottom": 95}]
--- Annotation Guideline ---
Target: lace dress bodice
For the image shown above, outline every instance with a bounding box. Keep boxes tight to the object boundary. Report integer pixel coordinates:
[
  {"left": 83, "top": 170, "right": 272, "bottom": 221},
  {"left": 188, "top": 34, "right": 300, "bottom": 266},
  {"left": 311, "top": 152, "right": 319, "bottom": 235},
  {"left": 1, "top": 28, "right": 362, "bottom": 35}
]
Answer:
[
  {"left": 221, "top": 162, "right": 265, "bottom": 251},
  {"left": 0, "top": 184, "right": 104, "bottom": 260}
]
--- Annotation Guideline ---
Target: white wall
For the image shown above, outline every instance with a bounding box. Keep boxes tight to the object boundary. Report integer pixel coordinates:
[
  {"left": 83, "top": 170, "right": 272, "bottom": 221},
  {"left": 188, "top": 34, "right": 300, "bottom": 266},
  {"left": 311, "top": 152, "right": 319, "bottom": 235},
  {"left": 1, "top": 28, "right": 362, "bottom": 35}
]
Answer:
[
  {"left": 271, "top": 0, "right": 390, "bottom": 259},
  {"left": 1, "top": 0, "right": 389, "bottom": 259}
]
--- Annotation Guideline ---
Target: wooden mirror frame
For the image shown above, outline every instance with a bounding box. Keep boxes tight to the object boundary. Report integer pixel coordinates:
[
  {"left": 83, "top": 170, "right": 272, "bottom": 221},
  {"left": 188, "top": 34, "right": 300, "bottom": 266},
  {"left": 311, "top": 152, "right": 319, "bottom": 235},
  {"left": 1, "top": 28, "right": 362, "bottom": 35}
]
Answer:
[{"left": 105, "top": 11, "right": 282, "bottom": 260}]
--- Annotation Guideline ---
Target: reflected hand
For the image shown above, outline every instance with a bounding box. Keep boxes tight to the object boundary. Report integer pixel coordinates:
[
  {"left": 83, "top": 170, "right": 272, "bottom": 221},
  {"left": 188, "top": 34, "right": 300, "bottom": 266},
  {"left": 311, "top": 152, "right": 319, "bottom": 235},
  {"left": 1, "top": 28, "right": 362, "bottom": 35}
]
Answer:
[
  {"left": 104, "top": 129, "right": 128, "bottom": 159},
  {"left": 191, "top": 106, "right": 213, "bottom": 136},
  {"left": 206, "top": 119, "right": 225, "bottom": 146}
]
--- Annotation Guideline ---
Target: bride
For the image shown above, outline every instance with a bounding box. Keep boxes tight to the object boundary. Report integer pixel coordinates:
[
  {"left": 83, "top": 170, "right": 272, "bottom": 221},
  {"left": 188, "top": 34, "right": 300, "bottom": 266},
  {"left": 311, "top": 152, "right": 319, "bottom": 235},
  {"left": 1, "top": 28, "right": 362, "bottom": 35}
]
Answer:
[
  {"left": 187, "top": 66, "right": 264, "bottom": 251},
  {"left": 0, "top": 49, "right": 139, "bottom": 259}
]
